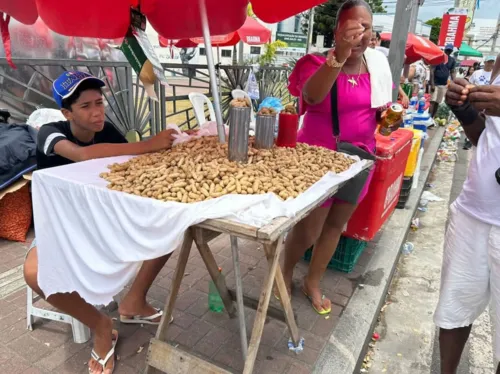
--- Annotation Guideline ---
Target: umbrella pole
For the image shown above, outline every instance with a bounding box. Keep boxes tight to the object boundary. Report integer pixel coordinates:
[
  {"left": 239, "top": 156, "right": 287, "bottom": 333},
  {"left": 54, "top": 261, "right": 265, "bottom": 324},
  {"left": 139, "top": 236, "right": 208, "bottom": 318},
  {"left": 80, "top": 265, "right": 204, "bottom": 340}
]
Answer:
[{"left": 199, "top": 0, "right": 226, "bottom": 143}]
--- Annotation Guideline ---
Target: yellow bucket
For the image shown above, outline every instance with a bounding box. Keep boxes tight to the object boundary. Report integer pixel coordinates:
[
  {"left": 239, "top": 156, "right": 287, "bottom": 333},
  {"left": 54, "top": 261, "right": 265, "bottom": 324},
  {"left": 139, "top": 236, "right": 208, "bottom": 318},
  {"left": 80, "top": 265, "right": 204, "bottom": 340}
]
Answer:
[{"left": 404, "top": 129, "right": 423, "bottom": 177}]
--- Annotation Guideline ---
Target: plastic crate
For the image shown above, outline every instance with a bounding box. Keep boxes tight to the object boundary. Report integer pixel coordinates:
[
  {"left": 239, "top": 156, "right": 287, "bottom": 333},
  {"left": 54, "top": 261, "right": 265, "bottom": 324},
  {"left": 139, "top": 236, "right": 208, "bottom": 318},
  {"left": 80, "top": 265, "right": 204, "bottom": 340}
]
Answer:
[{"left": 303, "top": 236, "right": 368, "bottom": 273}]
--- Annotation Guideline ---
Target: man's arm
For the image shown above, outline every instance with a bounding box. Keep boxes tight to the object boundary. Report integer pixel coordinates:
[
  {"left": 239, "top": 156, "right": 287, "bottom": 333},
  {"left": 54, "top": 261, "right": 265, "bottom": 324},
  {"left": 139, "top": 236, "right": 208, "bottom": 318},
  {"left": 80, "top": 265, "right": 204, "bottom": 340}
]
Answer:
[
  {"left": 430, "top": 66, "right": 435, "bottom": 91},
  {"left": 461, "top": 112, "right": 485, "bottom": 146},
  {"left": 39, "top": 127, "right": 176, "bottom": 163}
]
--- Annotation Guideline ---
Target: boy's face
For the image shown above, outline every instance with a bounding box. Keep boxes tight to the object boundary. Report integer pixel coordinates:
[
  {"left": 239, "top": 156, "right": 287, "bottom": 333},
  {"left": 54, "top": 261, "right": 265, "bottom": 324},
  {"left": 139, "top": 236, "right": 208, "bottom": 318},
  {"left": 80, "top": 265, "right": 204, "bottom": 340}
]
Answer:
[{"left": 62, "top": 89, "right": 105, "bottom": 132}]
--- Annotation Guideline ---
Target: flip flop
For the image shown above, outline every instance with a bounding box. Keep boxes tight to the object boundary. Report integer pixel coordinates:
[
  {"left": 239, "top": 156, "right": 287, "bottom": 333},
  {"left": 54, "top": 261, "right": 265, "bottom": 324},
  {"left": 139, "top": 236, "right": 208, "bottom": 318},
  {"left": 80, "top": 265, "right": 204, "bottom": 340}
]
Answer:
[
  {"left": 119, "top": 308, "right": 173, "bottom": 325},
  {"left": 88, "top": 330, "right": 118, "bottom": 374},
  {"left": 302, "top": 288, "right": 331, "bottom": 315},
  {"left": 273, "top": 284, "right": 293, "bottom": 302}
]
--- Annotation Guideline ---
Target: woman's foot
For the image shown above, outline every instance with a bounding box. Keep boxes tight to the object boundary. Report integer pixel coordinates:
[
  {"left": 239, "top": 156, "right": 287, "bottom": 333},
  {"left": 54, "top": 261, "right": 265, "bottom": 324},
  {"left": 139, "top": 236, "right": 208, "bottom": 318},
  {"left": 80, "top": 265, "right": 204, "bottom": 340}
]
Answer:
[
  {"left": 88, "top": 316, "right": 116, "bottom": 374},
  {"left": 118, "top": 297, "right": 162, "bottom": 323},
  {"left": 302, "top": 277, "right": 331, "bottom": 315}
]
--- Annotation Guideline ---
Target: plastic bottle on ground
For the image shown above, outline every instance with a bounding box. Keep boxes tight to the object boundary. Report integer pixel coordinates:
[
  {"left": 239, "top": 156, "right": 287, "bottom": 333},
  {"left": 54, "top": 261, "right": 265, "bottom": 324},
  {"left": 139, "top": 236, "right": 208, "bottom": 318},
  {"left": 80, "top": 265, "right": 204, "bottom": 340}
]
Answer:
[{"left": 208, "top": 267, "right": 225, "bottom": 313}]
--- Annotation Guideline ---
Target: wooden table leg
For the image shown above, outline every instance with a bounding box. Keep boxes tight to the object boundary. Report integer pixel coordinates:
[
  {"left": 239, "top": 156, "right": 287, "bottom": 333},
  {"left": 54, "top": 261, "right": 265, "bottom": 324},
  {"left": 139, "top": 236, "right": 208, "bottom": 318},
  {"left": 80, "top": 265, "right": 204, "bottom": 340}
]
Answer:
[
  {"left": 242, "top": 236, "right": 284, "bottom": 374},
  {"left": 192, "top": 227, "right": 236, "bottom": 317},
  {"left": 156, "top": 229, "right": 194, "bottom": 342},
  {"left": 262, "top": 241, "right": 300, "bottom": 346}
]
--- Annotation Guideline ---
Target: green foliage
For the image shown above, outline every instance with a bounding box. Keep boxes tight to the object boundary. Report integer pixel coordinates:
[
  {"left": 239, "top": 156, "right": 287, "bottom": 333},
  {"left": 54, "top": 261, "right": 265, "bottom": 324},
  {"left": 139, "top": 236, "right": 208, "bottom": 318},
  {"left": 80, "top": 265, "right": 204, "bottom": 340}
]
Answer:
[
  {"left": 302, "top": 0, "right": 386, "bottom": 48},
  {"left": 247, "top": 4, "right": 255, "bottom": 17},
  {"left": 425, "top": 17, "right": 442, "bottom": 44},
  {"left": 259, "top": 41, "right": 288, "bottom": 66}
]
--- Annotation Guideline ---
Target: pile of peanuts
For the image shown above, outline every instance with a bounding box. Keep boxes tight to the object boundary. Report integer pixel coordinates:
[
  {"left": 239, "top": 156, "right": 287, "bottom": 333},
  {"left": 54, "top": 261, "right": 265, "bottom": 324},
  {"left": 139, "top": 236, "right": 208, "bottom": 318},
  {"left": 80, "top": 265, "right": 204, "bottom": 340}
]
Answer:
[{"left": 100, "top": 136, "right": 355, "bottom": 203}]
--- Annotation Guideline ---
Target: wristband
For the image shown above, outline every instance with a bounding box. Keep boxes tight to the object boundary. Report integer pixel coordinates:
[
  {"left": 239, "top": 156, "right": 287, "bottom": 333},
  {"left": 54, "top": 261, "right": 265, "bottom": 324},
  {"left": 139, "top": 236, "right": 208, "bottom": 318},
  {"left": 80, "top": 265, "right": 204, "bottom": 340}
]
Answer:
[{"left": 449, "top": 101, "right": 479, "bottom": 126}]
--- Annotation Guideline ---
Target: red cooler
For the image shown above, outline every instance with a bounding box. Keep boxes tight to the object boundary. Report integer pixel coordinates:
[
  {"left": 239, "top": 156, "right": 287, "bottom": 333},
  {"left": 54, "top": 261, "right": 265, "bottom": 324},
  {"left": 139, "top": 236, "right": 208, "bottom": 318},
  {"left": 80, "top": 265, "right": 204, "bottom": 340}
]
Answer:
[{"left": 344, "top": 129, "right": 413, "bottom": 241}]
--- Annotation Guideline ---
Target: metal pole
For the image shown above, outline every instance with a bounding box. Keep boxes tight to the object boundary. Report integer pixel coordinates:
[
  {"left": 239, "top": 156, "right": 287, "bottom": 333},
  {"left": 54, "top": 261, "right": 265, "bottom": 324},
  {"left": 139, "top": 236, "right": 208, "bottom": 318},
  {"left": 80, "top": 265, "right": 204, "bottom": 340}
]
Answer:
[
  {"left": 238, "top": 41, "right": 244, "bottom": 64},
  {"left": 388, "top": 0, "right": 414, "bottom": 101},
  {"left": 491, "top": 12, "right": 500, "bottom": 53},
  {"left": 230, "top": 236, "right": 248, "bottom": 360},
  {"left": 306, "top": 7, "right": 315, "bottom": 54},
  {"left": 199, "top": 0, "right": 226, "bottom": 143}
]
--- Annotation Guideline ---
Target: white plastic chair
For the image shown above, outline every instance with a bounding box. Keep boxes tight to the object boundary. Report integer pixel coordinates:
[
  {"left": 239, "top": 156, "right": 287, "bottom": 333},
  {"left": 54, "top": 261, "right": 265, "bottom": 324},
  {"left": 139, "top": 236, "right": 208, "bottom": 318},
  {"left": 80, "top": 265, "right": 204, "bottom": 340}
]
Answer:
[
  {"left": 27, "top": 286, "right": 91, "bottom": 343},
  {"left": 189, "top": 92, "right": 216, "bottom": 126},
  {"left": 232, "top": 89, "right": 256, "bottom": 124}
]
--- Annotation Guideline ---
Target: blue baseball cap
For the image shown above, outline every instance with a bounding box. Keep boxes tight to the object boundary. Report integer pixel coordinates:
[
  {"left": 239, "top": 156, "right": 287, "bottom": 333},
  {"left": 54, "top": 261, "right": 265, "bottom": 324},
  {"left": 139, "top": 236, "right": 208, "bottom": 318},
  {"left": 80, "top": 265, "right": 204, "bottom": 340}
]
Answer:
[
  {"left": 485, "top": 55, "right": 496, "bottom": 62},
  {"left": 52, "top": 71, "right": 105, "bottom": 108},
  {"left": 444, "top": 43, "right": 454, "bottom": 50}
]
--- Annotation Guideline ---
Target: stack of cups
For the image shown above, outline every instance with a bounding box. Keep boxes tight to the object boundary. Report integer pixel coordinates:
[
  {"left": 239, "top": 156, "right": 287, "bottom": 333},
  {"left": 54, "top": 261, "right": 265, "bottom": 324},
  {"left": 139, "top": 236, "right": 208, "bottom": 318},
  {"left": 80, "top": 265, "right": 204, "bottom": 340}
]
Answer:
[{"left": 228, "top": 106, "right": 251, "bottom": 162}]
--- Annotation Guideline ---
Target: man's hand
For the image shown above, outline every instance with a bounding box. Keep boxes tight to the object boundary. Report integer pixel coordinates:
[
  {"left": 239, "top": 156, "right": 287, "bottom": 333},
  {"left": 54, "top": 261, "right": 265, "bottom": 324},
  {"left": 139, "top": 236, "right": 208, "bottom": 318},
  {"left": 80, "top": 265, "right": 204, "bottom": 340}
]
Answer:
[
  {"left": 445, "top": 78, "right": 471, "bottom": 107},
  {"left": 146, "top": 129, "right": 178, "bottom": 152},
  {"left": 469, "top": 85, "right": 500, "bottom": 117}
]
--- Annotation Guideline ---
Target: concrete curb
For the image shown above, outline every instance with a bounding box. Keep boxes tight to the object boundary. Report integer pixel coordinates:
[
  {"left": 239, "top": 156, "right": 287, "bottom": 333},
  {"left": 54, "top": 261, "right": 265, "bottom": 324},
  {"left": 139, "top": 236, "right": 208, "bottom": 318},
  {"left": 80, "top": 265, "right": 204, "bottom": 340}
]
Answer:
[{"left": 313, "top": 126, "right": 446, "bottom": 374}]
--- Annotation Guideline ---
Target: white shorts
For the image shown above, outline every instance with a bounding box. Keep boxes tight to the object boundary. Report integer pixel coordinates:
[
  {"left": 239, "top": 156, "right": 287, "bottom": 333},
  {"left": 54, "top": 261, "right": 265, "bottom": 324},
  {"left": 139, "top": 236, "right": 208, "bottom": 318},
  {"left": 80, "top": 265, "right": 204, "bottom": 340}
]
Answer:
[
  {"left": 434, "top": 204, "right": 500, "bottom": 359},
  {"left": 431, "top": 85, "right": 447, "bottom": 103}
]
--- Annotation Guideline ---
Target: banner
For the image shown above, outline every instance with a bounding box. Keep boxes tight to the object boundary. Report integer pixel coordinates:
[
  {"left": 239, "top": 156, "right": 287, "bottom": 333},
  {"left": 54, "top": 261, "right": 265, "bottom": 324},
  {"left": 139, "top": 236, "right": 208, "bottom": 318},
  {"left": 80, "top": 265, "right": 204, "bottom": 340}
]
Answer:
[
  {"left": 438, "top": 13, "right": 467, "bottom": 48},
  {"left": 451, "top": 0, "right": 477, "bottom": 31}
]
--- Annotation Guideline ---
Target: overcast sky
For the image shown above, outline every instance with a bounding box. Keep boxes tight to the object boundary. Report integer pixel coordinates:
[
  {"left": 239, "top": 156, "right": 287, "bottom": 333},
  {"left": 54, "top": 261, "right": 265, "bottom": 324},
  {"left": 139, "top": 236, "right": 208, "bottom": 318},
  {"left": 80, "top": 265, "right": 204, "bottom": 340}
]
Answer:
[{"left": 382, "top": 0, "right": 500, "bottom": 22}]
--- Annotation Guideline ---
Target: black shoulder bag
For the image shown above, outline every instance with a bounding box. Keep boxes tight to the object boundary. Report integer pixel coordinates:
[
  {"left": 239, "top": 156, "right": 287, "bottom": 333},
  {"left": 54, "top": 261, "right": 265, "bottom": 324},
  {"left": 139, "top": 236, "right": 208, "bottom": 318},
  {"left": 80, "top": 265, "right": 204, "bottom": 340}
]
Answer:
[{"left": 330, "top": 81, "right": 376, "bottom": 205}]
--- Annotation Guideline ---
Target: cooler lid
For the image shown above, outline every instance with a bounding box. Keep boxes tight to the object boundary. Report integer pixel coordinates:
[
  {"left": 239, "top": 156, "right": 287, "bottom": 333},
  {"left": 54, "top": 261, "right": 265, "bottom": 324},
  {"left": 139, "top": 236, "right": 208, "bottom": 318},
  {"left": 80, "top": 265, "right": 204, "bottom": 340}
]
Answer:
[{"left": 376, "top": 129, "right": 413, "bottom": 158}]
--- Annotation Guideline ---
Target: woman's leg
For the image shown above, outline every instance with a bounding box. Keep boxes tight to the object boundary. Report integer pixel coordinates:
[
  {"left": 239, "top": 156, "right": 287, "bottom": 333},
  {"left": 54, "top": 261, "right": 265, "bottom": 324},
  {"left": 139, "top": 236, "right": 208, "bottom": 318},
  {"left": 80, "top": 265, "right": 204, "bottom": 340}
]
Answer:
[
  {"left": 304, "top": 202, "right": 358, "bottom": 313},
  {"left": 282, "top": 206, "right": 330, "bottom": 292},
  {"left": 118, "top": 254, "right": 171, "bottom": 321},
  {"left": 24, "top": 247, "right": 114, "bottom": 374}
]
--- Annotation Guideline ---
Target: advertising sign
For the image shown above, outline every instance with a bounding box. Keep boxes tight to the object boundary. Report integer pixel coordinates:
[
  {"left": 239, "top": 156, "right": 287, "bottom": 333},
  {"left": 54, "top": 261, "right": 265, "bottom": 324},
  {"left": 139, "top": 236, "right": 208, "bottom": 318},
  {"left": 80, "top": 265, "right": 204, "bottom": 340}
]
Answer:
[
  {"left": 451, "top": 0, "right": 477, "bottom": 31},
  {"left": 276, "top": 32, "right": 307, "bottom": 48},
  {"left": 438, "top": 13, "right": 467, "bottom": 48}
]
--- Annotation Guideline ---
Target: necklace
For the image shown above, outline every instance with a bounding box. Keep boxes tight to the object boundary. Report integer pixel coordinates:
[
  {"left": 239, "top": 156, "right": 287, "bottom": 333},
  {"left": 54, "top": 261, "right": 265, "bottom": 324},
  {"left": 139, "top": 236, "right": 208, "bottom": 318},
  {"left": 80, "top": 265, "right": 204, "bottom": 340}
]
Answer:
[{"left": 343, "top": 57, "right": 366, "bottom": 88}]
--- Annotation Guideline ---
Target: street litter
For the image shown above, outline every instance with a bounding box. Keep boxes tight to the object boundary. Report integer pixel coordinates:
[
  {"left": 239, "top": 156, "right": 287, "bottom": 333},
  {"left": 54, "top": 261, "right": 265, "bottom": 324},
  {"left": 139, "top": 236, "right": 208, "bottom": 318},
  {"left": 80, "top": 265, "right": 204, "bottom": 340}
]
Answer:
[
  {"left": 421, "top": 191, "right": 444, "bottom": 202},
  {"left": 288, "top": 337, "right": 305, "bottom": 353},
  {"left": 402, "top": 242, "right": 414, "bottom": 255},
  {"left": 411, "top": 218, "right": 420, "bottom": 231},
  {"left": 418, "top": 206, "right": 428, "bottom": 212}
]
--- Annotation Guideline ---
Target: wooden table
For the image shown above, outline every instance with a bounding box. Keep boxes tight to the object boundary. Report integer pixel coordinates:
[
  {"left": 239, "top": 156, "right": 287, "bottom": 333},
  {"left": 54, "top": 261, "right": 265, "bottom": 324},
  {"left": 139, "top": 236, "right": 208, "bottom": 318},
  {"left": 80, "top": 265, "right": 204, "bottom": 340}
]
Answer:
[{"left": 145, "top": 161, "right": 373, "bottom": 374}]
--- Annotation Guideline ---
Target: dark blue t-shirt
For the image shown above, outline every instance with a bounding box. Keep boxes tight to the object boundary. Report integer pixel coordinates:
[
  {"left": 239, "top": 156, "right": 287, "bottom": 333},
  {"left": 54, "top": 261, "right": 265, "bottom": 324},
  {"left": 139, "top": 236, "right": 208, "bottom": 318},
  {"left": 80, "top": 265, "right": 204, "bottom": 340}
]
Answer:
[{"left": 434, "top": 56, "right": 456, "bottom": 86}]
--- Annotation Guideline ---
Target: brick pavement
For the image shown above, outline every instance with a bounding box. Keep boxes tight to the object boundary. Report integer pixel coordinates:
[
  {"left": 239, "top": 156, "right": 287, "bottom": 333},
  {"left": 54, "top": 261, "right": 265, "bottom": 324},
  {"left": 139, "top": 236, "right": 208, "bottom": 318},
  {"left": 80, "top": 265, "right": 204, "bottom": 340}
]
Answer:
[{"left": 0, "top": 230, "right": 377, "bottom": 373}]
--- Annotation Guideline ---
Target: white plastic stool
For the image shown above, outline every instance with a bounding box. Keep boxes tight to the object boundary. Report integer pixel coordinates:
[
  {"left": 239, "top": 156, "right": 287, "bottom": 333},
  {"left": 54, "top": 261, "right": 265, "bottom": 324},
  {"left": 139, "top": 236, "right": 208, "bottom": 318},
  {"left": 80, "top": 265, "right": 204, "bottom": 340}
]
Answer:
[{"left": 26, "top": 286, "right": 91, "bottom": 344}]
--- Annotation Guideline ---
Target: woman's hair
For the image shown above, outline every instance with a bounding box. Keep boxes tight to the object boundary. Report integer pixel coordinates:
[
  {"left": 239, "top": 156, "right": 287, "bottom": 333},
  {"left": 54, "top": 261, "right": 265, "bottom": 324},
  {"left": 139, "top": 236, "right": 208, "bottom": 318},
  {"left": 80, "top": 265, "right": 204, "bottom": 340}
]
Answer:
[{"left": 335, "top": 0, "right": 373, "bottom": 28}]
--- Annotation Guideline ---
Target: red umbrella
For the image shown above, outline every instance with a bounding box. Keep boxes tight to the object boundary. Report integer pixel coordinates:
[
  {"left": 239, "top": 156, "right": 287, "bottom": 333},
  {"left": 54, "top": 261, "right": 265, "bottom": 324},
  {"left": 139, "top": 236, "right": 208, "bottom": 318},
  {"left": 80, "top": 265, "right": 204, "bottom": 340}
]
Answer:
[
  {"left": 381, "top": 32, "right": 447, "bottom": 65},
  {"left": 1, "top": 0, "right": 248, "bottom": 39},
  {"left": 251, "top": 0, "right": 327, "bottom": 23},
  {"left": 159, "top": 16, "right": 271, "bottom": 48},
  {"left": 460, "top": 59, "right": 478, "bottom": 67}
]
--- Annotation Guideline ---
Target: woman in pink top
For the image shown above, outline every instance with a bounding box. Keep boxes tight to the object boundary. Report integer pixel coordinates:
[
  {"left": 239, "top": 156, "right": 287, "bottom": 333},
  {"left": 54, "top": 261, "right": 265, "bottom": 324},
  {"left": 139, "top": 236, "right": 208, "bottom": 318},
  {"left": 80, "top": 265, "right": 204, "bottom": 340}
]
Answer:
[{"left": 281, "top": 0, "right": 396, "bottom": 314}]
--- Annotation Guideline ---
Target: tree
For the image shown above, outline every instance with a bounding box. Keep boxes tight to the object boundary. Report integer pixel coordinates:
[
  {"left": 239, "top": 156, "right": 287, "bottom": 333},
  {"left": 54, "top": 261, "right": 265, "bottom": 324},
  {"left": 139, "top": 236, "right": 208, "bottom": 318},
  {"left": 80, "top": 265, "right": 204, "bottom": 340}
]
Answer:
[
  {"left": 259, "top": 41, "right": 288, "bottom": 66},
  {"left": 302, "top": 0, "right": 386, "bottom": 48},
  {"left": 425, "top": 17, "right": 442, "bottom": 44}
]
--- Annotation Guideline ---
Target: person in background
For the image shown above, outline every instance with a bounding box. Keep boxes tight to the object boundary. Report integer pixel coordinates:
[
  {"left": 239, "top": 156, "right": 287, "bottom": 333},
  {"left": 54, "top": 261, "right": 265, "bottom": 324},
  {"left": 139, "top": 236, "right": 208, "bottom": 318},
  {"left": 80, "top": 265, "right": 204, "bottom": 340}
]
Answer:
[
  {"left": 469, "top": 56, "right": 496, "bottom": 86},
  {"left": 283, "top": 0, "right": 398, "bottom": 315},
  {"left": 369, "top": 33, "right": 409, "bottom": 107},
  {"left": 435, "top": 55, "right": 500, "bottom": 374},
  {"left": 430, "top": 43, "right": 456, "bottom": 118},
  {"left": 24, "top": 71, "right": 180, "bottom": 374},
  {"left": 409, "top": 59, "right": 426, "bottom": 95},
  {"left": 465, "top": 66, "right": 475, "bottom": 81},
  {"left": 456, "top": 67, "right": 465, "bottom": 79}
]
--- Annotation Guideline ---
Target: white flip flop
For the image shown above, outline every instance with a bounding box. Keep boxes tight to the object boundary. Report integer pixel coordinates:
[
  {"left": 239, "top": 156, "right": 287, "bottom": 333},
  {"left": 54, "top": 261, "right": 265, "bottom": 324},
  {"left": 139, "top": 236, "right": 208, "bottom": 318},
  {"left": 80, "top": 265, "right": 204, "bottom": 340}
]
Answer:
[
  {"left": 88, "top": 330, "right": 118, "bottom": 374},
  {"left": 119, "top": 308, "right": 173, "bottom": 325}
]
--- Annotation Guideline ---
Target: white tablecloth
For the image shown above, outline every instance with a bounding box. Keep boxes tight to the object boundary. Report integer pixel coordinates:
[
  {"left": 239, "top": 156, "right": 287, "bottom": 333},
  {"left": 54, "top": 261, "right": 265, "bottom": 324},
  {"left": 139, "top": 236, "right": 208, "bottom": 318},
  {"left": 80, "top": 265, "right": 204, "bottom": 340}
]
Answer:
[{"left": 32, "top": 155, "right": 366, "bottom": 305}]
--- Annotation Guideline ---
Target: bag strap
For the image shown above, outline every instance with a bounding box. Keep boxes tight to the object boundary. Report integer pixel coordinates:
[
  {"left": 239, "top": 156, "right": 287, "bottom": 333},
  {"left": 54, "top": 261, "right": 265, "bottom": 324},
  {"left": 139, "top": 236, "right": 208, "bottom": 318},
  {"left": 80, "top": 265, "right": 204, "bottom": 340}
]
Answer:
[{"left": 330, "top": 81, "right": 340, "bottom": 139}]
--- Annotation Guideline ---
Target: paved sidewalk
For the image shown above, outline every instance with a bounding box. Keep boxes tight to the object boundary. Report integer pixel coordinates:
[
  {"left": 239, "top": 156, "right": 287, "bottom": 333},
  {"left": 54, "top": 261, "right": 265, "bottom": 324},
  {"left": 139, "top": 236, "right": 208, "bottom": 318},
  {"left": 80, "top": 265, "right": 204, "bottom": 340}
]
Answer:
[{"left": 0, "top": 229, "right": 377, "bottom": 373}]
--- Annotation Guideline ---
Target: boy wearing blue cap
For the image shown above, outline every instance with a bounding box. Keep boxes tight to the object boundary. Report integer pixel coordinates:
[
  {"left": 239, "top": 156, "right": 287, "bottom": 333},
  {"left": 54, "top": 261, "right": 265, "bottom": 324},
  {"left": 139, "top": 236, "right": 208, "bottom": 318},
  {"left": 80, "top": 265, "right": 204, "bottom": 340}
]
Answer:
[
  {"left": 430, "top": 43, "right": 456, "bottom": 118},
  {"left": 24, "top": 71, "right": 178, "bottom": 374}
]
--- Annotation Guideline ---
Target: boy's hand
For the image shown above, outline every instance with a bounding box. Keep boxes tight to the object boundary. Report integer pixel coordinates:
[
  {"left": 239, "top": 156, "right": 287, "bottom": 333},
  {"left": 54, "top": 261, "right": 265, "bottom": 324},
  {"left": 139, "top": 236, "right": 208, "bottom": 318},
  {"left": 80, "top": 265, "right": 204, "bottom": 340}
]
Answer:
[{"left": 146, "top": 129, "right": 178, "bottom": 152}]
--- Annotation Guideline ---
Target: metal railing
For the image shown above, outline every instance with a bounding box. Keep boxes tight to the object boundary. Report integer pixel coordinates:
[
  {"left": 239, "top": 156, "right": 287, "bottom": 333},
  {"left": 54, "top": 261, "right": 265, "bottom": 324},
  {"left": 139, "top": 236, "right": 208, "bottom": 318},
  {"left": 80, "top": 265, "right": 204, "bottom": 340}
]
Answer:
[{"left": 0, "top": 58, "right": 294, "bottom": 138}]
